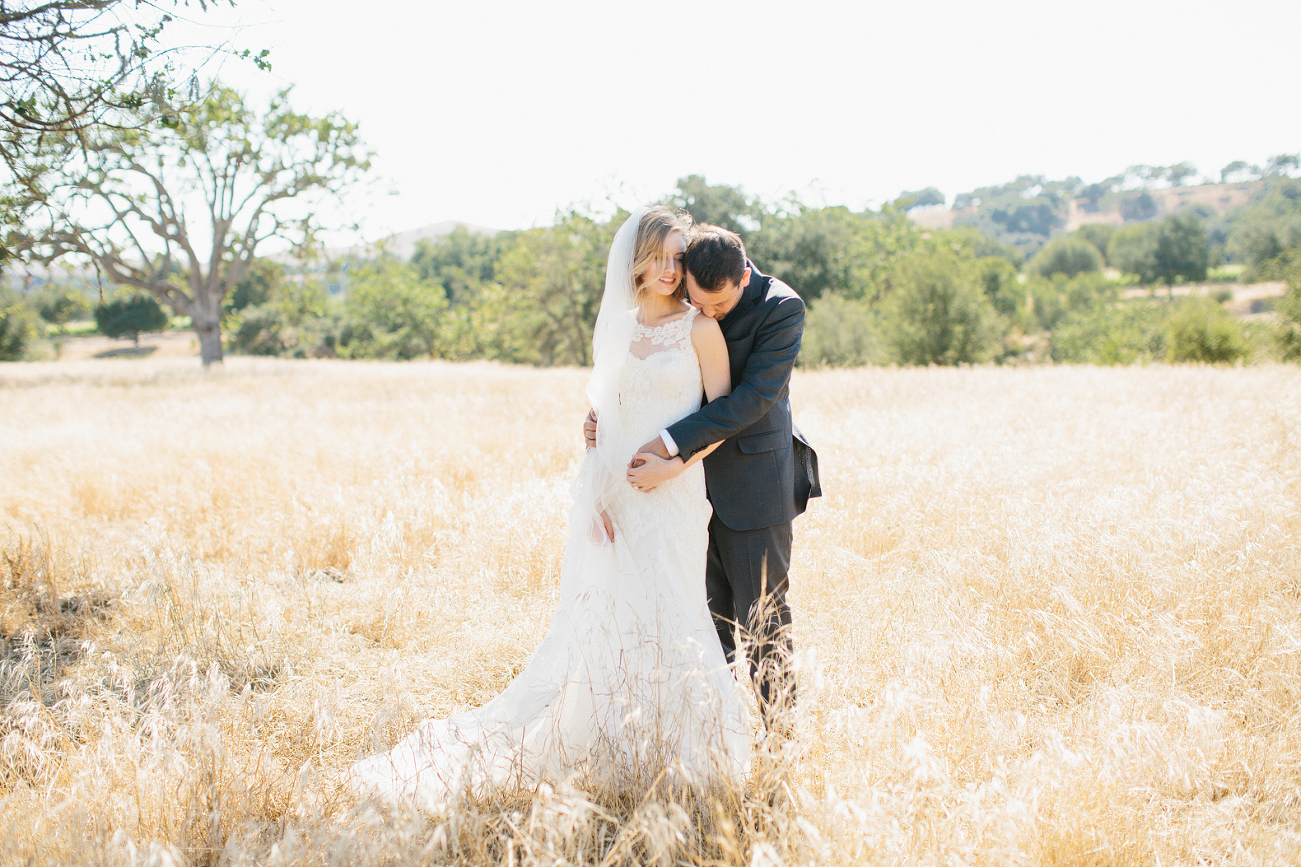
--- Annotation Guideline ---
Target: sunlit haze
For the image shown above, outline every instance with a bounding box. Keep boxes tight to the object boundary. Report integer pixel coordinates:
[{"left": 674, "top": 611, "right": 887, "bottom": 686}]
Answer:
[{"left": 166, "top": 0, "right": 1301, "bottom": 244}]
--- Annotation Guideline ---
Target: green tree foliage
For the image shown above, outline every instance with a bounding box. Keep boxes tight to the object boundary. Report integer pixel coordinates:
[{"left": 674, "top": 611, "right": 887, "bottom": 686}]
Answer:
[
  {"left": 341, "top": 259, "right": 447, "bottom": 360},
  {"left": 410, "top": 227, "right": 504, "bottom": 307},
  {"left": 881, "top": 251, "right": 997, "bottom": 365},
  {"left": 277, "top": 276, "right": 331, "bottom": 327},
  {"left": 896, "top": 187, "right": 945, "bottom": 210},
  {"left": 1257, "top": 245, "right": 1301, "bottom": 360},
  {"left": 1108, "top": 223, "right": 1160, "bottom": 283},
  {"left": 1265, "top": 153, "right": 1301, "bottom": 177},
  {"left": 1051, "top": 303, "right": 1164, "bottom": 364},
  {"left": 14, "top": 85, "right": 370, "bottom": 365},
  {"left": 799, "top": 294, "right": 879, "bottom": 367},
  {"left": 1119, "top": 192, "right": 1158, "bottom": 222},
  {"left": 959, "top": 231, "right": 1025, "bottom": 266},
  {"left": 1167, "top": 162, "right": 1199, "bottom": 187},
  {"left": 492, "top": 211, "right": 618, "bottom": 365},
  {"left": 223, "top": 258, "right": 340, "bottom": 358},
  {"left": 225, "top": 258, "right": 287, "bottom": 314},
  {"left": 227, "top": 276, "right": 337, "bottom": 358},
  {"left": 1164, "top": 296, "right": 1246, "bottom": 363},
  {"left": 969, "top": 256, "right": 1022, "bottom": 320},
  {"left": 747, "top": 205, "right": 916, "bottom": 303},
  {"left": 227, "top": 306, "right": 293, "bottom": 356},
  {"left": 1074, "top": 224, "right": 1116, "bottom": 262},
  {"left": 1028, "top": 236, "right": 1104, "bottom": 279},
  {"left": 407, "top": 227, "right": 511, "bottom": 359},
  {"left": 1275, "top": 285, "right": 1301, "bottom": 361},
  {"left": 664, "top": 176, "right": 757, "bottom": 236},
  {"left": 34, "top": 284, "right": 90, "bottom": 328},
  {"left": 1221, "top": 160, "right": 1258, "bottom": 184},
  {"left": 94, "top": 293, "right": 169, "bottom": 345},
  {"left": 1153, "top": 212, "right": 1209, "bottom": 284},
  {"left": 951, "top": 175, "right": 1078, "bottom": 257},
  {"left": 1024, "top": 272, "right": 1114, "bottom": 332},
  {"left": 207, "top": 166, "right": 1295, "bottom": 369},
  {"left": 0, "top": 304, "right": 33, "bottom": 359},
  {"left": 1225, "top": 177, "right": 1301, "bottom": 276}
]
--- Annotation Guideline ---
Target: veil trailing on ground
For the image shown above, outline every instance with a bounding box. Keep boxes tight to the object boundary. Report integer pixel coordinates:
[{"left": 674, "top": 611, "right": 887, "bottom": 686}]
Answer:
[{"left": 575, "top": 206, "right": 648, "bottom": 543}]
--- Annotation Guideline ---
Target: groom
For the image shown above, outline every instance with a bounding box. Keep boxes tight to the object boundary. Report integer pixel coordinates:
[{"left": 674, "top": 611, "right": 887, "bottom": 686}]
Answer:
[{"left": 589, "top": 225, "right": 821, "bottom": 728}]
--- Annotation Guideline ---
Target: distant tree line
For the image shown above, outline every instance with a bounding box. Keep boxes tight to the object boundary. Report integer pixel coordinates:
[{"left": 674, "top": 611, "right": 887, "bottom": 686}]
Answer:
[
  {"left": 206, "top": 170, "right": 1301, "bottom": 369},
  {"left": 4, "top": 163, "right": 1301, "bottom": 367}
]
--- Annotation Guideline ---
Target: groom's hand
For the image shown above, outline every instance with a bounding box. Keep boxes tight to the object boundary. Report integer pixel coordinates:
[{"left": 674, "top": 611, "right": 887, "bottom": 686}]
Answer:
[
  {"left": 626, "top": 435, "right": 673, "bottom": 490},
  {"left": 634, "top": 435, "right": 671, "bottom": 461},
  {"left": 627, "top": 453, "right": 684, "bottom": 492},
  {"left": 583, "top": 408, "right": 598, "bottom": 448}
]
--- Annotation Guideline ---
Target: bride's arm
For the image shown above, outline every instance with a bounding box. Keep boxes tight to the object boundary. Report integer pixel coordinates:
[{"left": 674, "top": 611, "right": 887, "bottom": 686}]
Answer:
[{"left": 626, "top": 315, "right": 731, "bottom": 490}]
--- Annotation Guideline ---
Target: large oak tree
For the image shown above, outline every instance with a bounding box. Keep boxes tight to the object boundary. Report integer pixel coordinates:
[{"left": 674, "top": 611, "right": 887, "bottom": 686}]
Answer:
[{"left": 15, "top": 84, "right": 370, "bottom": 364}]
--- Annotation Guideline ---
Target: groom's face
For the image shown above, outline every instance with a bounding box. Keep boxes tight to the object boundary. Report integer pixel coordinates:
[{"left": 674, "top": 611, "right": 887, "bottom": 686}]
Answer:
[{"left": 686, "top": 267, "right": 750, "bottom": 321}]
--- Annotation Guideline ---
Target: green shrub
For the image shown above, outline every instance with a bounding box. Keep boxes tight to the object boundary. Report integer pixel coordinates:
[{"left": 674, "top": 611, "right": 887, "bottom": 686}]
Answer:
[
  {"left": 1050, "top": 302, "right": 1164, "bottom": 364},
  {"left": 35, "top": 286, "right": 91, "bottom": 329},
  {"left": 1273, "top": 292, "right": 1301, "bottom": 361},
  {"left": 226, "top": 305, "right": 288, "bottom": 356},
  {"left": 344, "top": 259, "right": 447, "bottom": 359},
  {"left": 1266, "top": 248, "right": 1301, "bottom": 360},
  {"left": 1028, "top": 236, "right": 1104, "bottom": 279},
  {"left": 799, "top": 294, "right": 880, "bottom": 367},
  {"left": 225, "top": 302, "right": 341, "bottom": 359},
  {"left": 94, "top": 294, "right": 170, "bottom": 345},
  {"left": 1025, "top": 272, "right": 1114, "bottom": 332},
  {"left": 1075, "top": 224, "right": 1116, "bottom": 262},
  {"left": 1108, "top": 223, "right": 1159, "bottom": 283},
  {"left": 224, "top": 258, "right": 286, "bottom": 314},
  {"left": 1164, "top": 296, "right": 1247, "bottom": 363},
  {"left": 881, "top": 252, "right": 999, "bottom": 365},
  {"left": 970, "top": 256, "right": 1023, "bottom": 320},
  {"left": 0, "top": 305, "right": 34, "bottom": 360}
]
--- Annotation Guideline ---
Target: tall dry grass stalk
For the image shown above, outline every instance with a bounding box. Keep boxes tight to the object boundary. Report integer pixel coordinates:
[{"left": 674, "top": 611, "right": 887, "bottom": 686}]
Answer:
[{"left": 1, "top": 357, "right": 1299, "bottom": 865}]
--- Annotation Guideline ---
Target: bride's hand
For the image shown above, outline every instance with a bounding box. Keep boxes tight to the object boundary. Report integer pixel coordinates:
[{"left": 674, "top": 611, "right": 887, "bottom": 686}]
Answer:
[
  {"left": 627, "top": 453, "right": 684, "bottom": 492},
  {"left": 590, "top": 508, "right": 614, "bottom": 543}
]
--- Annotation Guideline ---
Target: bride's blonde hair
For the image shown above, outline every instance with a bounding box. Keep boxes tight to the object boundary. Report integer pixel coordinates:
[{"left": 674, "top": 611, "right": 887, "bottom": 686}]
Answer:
[{"left": 632, "top": 206, "right": 692, "bottom": 303}]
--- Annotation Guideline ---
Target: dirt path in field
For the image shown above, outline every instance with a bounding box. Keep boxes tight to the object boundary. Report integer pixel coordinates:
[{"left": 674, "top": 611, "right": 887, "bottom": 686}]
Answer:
[{"left": 1120, "top": 280, "right": 1287, "bottom": 317}]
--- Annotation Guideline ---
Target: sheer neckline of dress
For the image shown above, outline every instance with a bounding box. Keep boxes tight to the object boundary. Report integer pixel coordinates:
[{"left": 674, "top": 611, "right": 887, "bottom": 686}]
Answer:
[{"left": 629, "top": 307, "right": 697, "bottom": 360}]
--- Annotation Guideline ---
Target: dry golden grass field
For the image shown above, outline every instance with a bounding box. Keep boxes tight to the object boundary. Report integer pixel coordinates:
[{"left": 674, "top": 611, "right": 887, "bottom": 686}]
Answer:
[{"left": 2, "top": 358, "right": 1300, "bottom": 866}]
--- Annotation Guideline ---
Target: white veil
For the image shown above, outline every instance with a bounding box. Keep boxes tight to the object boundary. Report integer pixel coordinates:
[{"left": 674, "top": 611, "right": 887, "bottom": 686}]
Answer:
[{"left": 575, "top": 206, "right": 648, "bottom": 543}]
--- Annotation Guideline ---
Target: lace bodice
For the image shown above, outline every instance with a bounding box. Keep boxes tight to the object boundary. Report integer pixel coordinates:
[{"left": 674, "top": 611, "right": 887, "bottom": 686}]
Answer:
[
  {"left": 611, "top": 306, "right": 710, "bottom": 546},
  {"left": 619, "top": 307, "right": 703, "bottom": 441}
]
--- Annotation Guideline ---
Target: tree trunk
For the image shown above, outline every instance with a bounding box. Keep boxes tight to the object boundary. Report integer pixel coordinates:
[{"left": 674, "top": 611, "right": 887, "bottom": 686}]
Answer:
[
  {"left": 192, "top": 295, "right": 224, "bottom": 366},
  {"left": 196, "top": 324, "right": 223, "bottom": 365}
]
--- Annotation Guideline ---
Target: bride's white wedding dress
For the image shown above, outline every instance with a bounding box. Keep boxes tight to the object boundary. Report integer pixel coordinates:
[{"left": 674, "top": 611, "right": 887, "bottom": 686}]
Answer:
[{"left": 350, "top": 306, "right": 749, "bottom": 808}]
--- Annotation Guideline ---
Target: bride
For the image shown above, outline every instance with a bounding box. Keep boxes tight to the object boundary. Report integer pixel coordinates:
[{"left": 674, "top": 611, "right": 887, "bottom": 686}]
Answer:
[{"left": 349, "top": 206, "right": 749, "bottom": 807}]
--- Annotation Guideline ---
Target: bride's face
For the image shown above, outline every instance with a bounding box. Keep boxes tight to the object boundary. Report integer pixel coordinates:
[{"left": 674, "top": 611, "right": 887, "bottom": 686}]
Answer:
[{"left": 640, "top": 231, "right": 687, "bottom": 298}]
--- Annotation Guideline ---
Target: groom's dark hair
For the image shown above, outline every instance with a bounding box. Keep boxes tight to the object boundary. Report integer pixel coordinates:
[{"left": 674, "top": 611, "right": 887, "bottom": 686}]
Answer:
[{"left": 685, "top": 225, "right": 747, "bottom": 292}]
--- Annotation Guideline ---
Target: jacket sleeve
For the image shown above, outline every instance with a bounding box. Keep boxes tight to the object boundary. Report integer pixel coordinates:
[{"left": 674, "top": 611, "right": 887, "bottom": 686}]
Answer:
[{"left": 666, "top": 296, "right": 804, "bottom": 458}]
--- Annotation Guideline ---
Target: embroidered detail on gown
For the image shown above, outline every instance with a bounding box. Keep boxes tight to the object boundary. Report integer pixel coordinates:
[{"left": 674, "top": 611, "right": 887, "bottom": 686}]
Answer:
[{"left": 349, "top": 307, "right": 749, "bottom": 807}]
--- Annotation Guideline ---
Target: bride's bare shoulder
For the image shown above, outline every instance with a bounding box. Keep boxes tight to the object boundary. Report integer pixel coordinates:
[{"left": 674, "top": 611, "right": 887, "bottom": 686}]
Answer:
[{"left": 690, "top": 310, "right": 724, "bottom": 344}]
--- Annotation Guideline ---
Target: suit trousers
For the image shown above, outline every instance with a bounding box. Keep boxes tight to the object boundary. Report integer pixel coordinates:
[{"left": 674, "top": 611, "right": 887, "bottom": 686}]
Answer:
[{"left": 705, "top": 515, "right": 795, "bottom": 725}]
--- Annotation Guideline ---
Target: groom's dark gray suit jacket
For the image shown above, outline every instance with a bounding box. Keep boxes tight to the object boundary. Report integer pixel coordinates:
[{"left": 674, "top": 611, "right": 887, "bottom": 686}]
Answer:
[{"left": 666, "top": 261, "right": 821, "bottom": 531}]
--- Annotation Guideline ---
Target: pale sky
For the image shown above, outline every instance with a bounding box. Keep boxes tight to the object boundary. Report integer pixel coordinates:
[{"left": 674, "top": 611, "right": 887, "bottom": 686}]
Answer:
[{"left": 167, "top": 0, "right": 1301, "bottom": 244}]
